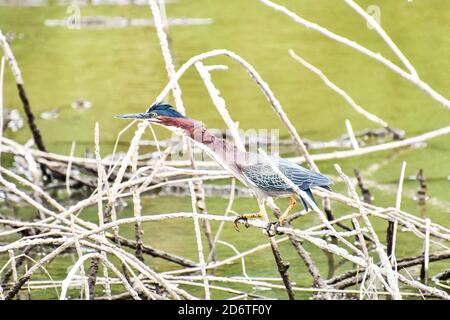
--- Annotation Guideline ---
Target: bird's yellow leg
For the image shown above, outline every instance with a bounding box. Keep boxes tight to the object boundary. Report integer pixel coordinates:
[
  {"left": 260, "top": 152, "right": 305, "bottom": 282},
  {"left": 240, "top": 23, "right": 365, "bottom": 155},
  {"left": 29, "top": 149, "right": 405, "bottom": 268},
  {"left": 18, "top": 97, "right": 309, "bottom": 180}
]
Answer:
[
  {"left": 278, "top": 196, "right": 297, "bottom": 226},
  {"left": 234, "top": 212, "right": 263, "bottom": 232}
]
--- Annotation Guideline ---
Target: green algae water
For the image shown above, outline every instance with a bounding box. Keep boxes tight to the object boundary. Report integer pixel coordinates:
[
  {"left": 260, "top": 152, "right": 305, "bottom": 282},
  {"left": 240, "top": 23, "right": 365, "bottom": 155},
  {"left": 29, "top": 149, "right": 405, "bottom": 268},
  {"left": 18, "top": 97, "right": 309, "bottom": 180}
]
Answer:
[{"left": 0, "top": 0, "right": 449, "bottom": 299}]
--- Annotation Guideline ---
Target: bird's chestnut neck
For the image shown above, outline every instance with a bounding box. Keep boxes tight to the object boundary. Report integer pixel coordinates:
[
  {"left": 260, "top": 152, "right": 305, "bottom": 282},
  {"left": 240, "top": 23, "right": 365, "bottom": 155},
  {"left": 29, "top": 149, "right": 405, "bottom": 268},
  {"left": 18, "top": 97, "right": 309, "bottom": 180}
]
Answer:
[{"left": 158, "top": 116, "right": 214, "bottom": 144}]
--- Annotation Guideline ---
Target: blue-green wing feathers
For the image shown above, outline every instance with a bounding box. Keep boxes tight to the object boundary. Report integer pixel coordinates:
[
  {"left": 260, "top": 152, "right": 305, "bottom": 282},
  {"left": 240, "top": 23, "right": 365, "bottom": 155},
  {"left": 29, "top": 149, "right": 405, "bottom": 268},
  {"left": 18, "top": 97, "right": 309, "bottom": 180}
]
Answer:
[{"left": 240, "top": 156, "right": 331, "bottom": 211}]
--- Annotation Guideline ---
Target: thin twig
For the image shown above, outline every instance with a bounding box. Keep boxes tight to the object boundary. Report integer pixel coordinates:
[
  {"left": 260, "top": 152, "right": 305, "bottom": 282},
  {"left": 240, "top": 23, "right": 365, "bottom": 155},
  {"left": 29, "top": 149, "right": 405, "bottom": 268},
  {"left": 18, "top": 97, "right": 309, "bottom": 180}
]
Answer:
[
  {"left": 259, "top": 0, "right": 450, "bottom": 109},
  {"left": 290, "top": 50, "right": 389, "bottom": 129},
  {"left": 188, "top": 181, "right": 210, "bottom": 299}
]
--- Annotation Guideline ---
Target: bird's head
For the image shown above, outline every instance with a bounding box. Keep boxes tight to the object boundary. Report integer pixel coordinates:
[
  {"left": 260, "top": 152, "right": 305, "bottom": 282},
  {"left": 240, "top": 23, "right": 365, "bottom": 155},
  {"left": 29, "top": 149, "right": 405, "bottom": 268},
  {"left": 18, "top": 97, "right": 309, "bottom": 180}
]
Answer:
[
  {"left": 116, "top": 102, "right": 220, "bottom": 148},
  {"left": 116, "top": 102, "right": 188, "bottom": 125},
  {"left": 116, "top": 102, "right": 205, "bottom": 138}
]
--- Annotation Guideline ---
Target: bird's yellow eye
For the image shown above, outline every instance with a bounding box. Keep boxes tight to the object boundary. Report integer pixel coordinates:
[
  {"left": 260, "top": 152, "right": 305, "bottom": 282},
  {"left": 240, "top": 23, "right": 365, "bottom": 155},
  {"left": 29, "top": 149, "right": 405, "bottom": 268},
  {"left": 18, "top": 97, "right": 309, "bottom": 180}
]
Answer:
[{"left": 150, "top": 112, "right": 158, "bottom": 118}]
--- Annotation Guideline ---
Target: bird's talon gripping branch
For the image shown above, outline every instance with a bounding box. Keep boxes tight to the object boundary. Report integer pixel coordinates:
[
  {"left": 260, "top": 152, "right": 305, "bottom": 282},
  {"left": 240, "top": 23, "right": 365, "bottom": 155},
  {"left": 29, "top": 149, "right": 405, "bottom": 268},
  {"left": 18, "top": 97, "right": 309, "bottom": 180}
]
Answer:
[
  {"left": 266, "top": 220, "right": 283, "bottom": 237},
  {"left": 233, "top": 216, "right": 250, "bottom": 232},
  {"left": 265, "top": 221, "right": 283, "bottom": 237},
  {"left": 233, "top": 212, "right": 263, "bottom": 232},
  {"left": 265, "top": 221, "right": 276, "bottom": 237}
]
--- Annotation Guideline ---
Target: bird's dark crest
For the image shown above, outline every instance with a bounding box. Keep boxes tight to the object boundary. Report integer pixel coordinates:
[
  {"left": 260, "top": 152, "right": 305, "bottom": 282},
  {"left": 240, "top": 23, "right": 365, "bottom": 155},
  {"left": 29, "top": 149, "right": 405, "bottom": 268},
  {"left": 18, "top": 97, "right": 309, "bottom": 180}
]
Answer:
[{"left": 146, "top": 102, "right": 186, "bottom": 118}]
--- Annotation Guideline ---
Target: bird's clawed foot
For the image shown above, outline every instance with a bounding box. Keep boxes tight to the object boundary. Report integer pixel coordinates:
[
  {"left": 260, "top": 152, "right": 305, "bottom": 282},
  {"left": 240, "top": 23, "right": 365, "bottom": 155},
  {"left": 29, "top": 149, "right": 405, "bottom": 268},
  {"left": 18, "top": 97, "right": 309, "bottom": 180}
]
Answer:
[
  {"left": 233, "top": 212, "right": 263, "bottom": 232},
  {"left": 233, "top": 216, "right": 250, "bottom": 232},
  {"left": 265, "top": 221, "right": 284, "bottom": 237}
]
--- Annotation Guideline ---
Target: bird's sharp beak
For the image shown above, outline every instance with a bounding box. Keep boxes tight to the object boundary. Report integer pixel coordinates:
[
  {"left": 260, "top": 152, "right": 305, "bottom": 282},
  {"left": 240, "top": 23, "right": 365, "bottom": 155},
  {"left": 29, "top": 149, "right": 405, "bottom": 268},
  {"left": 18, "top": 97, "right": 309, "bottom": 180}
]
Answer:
[{"left": 114, "top": 113, "right": 161, "bottom": 123}]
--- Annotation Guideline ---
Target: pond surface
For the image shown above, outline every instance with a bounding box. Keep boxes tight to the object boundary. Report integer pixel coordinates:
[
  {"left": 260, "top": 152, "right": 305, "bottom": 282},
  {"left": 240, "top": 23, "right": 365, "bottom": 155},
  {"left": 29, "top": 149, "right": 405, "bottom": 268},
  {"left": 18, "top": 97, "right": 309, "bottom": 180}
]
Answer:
[{"left": 0, "top": 0, "right": 449, "bottom": 299}]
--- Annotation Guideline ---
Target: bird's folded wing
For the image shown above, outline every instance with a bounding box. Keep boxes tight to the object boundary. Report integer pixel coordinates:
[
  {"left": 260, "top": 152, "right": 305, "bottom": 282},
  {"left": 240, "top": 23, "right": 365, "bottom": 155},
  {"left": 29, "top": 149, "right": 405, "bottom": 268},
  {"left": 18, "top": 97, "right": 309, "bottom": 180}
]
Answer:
[{"left": 240, "top": 156, "right": 331, "bottom": 192}]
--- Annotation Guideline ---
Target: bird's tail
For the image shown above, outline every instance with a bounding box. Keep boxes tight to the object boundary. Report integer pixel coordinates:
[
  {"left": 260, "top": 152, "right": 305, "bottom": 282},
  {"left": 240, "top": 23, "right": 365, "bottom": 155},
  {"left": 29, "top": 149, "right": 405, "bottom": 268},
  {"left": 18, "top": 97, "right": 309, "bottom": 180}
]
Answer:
[{"left": 300, "top": 189, "right": 317, "bottom": 211}]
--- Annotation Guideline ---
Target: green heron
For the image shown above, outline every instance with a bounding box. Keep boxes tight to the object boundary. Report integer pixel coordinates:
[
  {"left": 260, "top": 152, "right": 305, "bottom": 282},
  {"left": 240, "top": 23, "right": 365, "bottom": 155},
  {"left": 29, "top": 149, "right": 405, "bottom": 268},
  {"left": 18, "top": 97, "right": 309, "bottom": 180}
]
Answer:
[{"left": 117, "top": 102, "right": 332, "bottom": 235}]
